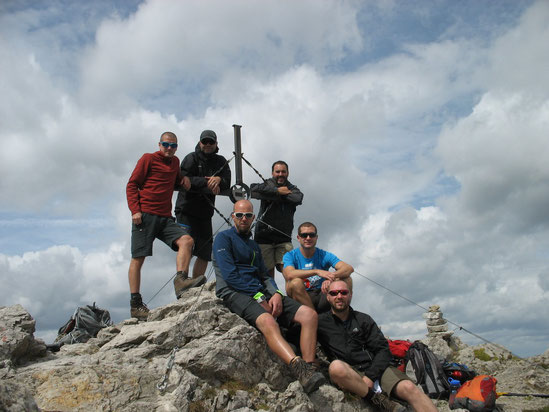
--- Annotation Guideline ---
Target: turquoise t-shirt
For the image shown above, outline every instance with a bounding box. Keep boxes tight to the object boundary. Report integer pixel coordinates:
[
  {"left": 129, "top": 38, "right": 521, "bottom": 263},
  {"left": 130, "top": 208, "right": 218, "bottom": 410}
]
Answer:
[{"left": 282, "top": 248, "right": 340, "bottom": 290}]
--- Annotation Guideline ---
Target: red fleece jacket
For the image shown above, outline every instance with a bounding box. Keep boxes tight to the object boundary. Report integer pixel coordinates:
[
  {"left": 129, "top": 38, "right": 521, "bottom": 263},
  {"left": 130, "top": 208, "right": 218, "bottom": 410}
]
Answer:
[{"left": 126, "top": 151, "right": 181, "bottom": 217}]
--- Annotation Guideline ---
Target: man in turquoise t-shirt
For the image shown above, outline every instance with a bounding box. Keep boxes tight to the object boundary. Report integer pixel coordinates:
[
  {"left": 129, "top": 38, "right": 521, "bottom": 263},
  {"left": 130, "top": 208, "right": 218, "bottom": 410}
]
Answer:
[{"left": 282, "top": 222, "right": 353, "bottom": 312}]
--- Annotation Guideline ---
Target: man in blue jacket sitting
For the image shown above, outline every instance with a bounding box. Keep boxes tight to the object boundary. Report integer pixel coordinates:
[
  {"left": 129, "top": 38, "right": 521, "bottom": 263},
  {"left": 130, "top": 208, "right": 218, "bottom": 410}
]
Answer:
[{"left": 213, "top": 199, "right": 325, "bottom": 394}]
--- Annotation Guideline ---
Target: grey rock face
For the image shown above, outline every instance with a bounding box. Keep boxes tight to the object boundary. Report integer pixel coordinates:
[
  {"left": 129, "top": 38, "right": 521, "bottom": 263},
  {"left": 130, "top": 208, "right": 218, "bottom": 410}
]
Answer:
[
  {"left": 0, "top": 304, "right": 46, "bottom": 364},
  {"left": 1, "top": 293, "right": 548, "bottom": 411}
]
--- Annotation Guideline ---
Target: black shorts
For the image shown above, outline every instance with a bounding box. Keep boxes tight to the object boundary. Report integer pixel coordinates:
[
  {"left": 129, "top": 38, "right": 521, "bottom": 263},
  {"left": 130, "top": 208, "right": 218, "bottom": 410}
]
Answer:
[
  {"left": 177, "top": 214, "right": 213, "bottom": 261},
  {"left": 131, "top": 212, "right": 190, "bottom": 258},
  {"left": 223, "top": 291, "right": 302, "bottom": 328},
  {"left": 307, "top": 289, "right": 330, "bottom": 313}
]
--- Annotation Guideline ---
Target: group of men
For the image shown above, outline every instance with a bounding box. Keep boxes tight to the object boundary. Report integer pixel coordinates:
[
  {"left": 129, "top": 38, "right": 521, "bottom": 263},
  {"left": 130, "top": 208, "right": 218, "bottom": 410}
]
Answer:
[{"left": 125, "top": 132, "right": 437, "bottom": 411}]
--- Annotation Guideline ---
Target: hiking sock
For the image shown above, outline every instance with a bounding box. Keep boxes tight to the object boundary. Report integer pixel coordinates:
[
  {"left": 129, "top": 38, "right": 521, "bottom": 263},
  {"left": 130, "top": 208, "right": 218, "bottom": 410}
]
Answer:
[{"left": 130, "top": 293, "right": 143, "bottom": 307}]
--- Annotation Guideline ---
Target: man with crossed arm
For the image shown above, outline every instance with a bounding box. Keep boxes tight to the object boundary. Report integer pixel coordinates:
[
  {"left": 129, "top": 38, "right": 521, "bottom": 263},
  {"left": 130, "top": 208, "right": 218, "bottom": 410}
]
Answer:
[
  {"left": 283, "top": 222, "right": 353, "bottom": 313},
  {"left": 212, "top": 200, "right": 326, "bottom": 394}
]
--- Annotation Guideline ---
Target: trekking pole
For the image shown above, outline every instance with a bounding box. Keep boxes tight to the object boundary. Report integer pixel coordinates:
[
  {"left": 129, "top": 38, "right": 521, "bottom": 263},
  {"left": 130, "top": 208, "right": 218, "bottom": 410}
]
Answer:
[{"left": 497, "top": 392, "right": 549, "bottom": 398}]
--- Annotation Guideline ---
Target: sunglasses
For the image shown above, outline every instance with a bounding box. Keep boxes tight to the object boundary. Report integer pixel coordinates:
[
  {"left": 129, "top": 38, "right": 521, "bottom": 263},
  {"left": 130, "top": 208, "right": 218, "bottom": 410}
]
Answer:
[
  {"left": 160, "top": 141, "right": 178, "bottom": 149},
  {"left": 234, "top": 212, "right": 254, "bottom": 219},
  {"left": 299, "top": 232, "right": 317, "bottom": 238},
  {"left": 328, "top": 290, "right": 350, "bottom": 297},
  {"left": 201, "top": 139, "right": 216, "bottom": 145}
]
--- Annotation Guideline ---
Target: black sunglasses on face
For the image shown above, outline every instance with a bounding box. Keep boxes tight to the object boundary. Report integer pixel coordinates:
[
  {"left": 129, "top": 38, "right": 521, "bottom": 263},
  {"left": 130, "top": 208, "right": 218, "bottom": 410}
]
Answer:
[
  {"left": 299, "top": 232, "right": 317, "bottom": 238},
  {"left": 201, "top": 139, "right": 215, "bottom": 145}
]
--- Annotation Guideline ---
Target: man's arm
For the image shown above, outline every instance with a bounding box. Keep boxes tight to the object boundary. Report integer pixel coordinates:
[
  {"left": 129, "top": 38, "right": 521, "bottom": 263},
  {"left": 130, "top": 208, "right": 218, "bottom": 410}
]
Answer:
[
  {"left": 282, "top": 265, "right": 335, "bottom": 283},
  {"left": 181, "top": 153, "right": 208, "bottom": 189},
  {"left": 212, "top": 232, "right": 250, "bottom": 292},
  {"left": 360, "top": 316, "right": 392, "bottom": 381},
  {"left": 126, "top": 154, "right": 150, "bottom": 218}
]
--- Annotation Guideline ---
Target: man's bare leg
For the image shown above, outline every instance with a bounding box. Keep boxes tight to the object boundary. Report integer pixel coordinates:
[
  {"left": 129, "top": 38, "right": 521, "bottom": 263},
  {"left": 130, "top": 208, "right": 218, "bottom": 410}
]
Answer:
[
  {"left": 175, "top": 235, "right": 193, "bottom": 273},
  {"left": 286, "top": 278, "right": 315, "bottom": 309},
  {"left": 192, "top": 257, "right": 208, "bottom": 278},
  {"left": 255, "top": 312, "right": 296, "bottom": 364},
  {"left": 128, "top": 257, "right": 145, "bottom": 293},
  {"left": 393, "top": 380, "right": 437, "bottom": 412},
  {"left": 292, "top": 305, "right": 318, "bottom": 362},
  {"left": 329, "top": 360, "right": 371, "bottom": 397}
]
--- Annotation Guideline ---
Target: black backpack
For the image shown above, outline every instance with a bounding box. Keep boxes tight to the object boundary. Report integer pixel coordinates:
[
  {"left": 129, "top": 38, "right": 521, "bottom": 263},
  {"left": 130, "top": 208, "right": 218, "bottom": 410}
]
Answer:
[
  {"left": 405, "top": 341, "right": 450, "bottom": 399},
  {"left": 52, "top": 303, "right": 112, "bottom": 348}
]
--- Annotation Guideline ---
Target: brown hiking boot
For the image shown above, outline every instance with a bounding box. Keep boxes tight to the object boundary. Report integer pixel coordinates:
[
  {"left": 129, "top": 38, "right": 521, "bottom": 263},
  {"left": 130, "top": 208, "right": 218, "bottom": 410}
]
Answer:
[
  {"left": 370, "top": 392, "right": 408, "bottom": 412},
  {"left": 130, "top": 302, "right": 150, "bottom": 321},
  {"left": 174, "top": 272, "right": 207, "bottom": 298},
  {"left": 289, "top": 356, "right": 326, "bottom": 394}
]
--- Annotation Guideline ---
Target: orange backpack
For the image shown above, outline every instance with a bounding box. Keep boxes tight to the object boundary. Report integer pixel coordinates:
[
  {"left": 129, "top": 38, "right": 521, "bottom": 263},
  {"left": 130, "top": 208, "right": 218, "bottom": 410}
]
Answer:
[{"left": 449, "top": 374, "right": 497, "bottom": 411}]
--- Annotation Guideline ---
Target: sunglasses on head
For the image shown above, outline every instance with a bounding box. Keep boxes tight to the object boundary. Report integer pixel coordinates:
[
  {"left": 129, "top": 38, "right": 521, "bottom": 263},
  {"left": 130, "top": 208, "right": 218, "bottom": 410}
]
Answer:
[
  {"left": 160, "top": 141, "right": 178, "bottom": 149},
  {"left": 234, "top": 212, "right": 254, "bottom": 219},
  {"left": 328, "top": 290, "right": 350, "bottom": 297},
  {"left": 201, "top": 139, "right": 216, "bottom": 145},
  {"left": 299, "top": 232, "right": 317, "bottom": 238}
]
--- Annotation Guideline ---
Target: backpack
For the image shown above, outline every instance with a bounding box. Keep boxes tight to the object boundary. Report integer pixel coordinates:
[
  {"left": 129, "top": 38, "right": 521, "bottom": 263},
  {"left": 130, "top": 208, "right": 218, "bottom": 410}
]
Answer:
[
  {"left": 387, "top": 339, "right": 412, "bottom": 371},
  {"left": 405, "top": 341, "right": 450, "bottom": 399},
  {"left": 53, "top": 303, "right": 113, "bottom": 347},
  {"left": 449, "top": 374, "right": 497, "bottom": 411},
  {"left": 443, "top": 361, "right": 477, "bottom": 384}
]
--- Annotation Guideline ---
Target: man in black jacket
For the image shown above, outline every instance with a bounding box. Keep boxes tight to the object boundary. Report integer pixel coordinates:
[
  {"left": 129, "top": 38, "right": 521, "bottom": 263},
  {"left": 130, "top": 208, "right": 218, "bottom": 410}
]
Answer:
[
  {"left": 250, "top": 160, "right": 303, "bottom": 278},
  {"left": 174, "top": 130, "right": 231, "bottom": 298},
  {"left": 318, "top": 280, "right": 437, "bottom": 412}
]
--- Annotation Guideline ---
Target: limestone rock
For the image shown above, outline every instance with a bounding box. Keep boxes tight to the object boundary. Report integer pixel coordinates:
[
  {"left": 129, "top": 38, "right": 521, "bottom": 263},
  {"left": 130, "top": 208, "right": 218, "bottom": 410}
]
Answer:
[
  {"left": 2, "top": 293, "right": 548, "bottom": 411},
  {"left": 0, "top": 304, "right": 46, "bottom": 364},
  {"left": 0, "top": 380, "right": 40, "bottom": 412}
]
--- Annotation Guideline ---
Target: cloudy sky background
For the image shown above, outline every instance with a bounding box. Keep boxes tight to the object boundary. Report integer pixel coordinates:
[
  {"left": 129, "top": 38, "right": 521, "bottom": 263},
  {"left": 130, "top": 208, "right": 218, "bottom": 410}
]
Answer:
[{"left": 1, "top": 0, "right": 548, "bottom": 357}]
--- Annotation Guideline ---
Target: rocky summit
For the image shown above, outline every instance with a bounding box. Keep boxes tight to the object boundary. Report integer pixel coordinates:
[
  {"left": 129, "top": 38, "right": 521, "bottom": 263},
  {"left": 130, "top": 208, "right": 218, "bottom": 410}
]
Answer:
[{"left": 1, "top": 283, "right": 548, "bottom": 411}]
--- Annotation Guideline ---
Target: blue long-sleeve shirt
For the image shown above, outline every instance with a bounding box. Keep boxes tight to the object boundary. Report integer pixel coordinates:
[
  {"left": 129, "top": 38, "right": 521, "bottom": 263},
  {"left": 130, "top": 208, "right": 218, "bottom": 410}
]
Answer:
[{"left": 213, "top": 227, "right": 278, "bottom": 300}]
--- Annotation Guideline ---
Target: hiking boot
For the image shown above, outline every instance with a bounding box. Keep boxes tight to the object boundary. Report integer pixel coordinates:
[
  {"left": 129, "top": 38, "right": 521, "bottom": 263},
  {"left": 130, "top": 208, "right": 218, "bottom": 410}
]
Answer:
[
  {"left": 289, "top": 356, "right": 326, "bottom": 394},
  {"left": 370, "top": 392, "right": 408, "bottom": 412},
  {"left": 174, "top": 272, "right": 207, "bottom": 298},
  {"left": 130, "top": 302, "right": 149, "bottom": 321}
]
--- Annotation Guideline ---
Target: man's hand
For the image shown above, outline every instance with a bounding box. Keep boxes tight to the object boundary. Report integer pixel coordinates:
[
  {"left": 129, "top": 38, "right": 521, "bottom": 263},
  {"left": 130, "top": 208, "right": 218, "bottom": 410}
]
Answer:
[
  {"left": 316, "top": 270, "right": 336, "bottom": 282},
  {"left": 259, "top": 300, "right": 272, "bottom": 314},
  {"left": 206, "top": 176, "right": 221, "bottom": 194},
  {"left": 269, "top": 293, "right": 283, "bottom": 318},
  {"left": 181, "top": 176, "right": 191, "bottom": 190},
  {"left": 132, "top": 212, "right": 143, "bottom": 225},
  {"left": 277, "top": 186, "right": 292, "bottom": 195},
  {"left": 321, "top": 280, "right": 331, "bottom": 294}
]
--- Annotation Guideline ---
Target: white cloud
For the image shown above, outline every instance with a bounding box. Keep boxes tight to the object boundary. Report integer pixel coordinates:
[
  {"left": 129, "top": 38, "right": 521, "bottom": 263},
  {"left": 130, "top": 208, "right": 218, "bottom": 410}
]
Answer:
[{"left": 1, "top": 0, "right": 548, "bottom": 357}]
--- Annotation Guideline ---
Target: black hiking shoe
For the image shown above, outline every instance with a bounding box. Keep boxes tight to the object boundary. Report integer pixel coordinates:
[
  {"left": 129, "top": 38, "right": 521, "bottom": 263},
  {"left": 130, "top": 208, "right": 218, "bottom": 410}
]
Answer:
[
  {"left": 370, "top": 392, "right": 408, "bottom": 412},
  {"left": 289, "top": 356, "right": 326, "bottom": 394},
  {"left": 130, "top": 302, "right": 150, "bottom": 321},
  {"left": 174, "top": 272, "right": 206, "bottom": 298}
]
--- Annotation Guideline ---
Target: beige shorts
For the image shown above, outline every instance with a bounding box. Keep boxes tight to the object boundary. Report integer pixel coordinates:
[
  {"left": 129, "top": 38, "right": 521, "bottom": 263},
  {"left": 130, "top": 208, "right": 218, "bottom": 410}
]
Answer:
[
  {"left": 259, "top": 242, "right": 293, "bottom": 270},
  {"left": 349, "top": 365, "right": 410, "bottom": 398}
]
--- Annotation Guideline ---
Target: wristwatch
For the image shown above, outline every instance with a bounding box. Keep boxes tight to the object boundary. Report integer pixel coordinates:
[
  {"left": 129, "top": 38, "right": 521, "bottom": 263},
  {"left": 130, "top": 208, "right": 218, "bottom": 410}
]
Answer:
[{"left": 254, "top": 292, "right": 266, "bottom": 304}]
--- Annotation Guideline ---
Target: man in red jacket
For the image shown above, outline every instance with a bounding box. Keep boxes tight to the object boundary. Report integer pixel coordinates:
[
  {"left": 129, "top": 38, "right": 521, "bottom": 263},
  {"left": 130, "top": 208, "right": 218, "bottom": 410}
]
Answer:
[{"left": 126, "top": 132, "right": 197, "bottom": 320}]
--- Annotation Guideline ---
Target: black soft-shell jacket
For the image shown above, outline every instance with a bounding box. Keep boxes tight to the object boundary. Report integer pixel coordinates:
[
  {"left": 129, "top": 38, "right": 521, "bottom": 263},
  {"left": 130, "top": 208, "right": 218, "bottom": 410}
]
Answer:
[
  {"left": 174, "top": 144, "right": 231, "bottom": 219},
  {"left": 250, "top": 178, "right": 303, "bottom": 244},
  {"left": 317, "top": 307, "right": 392, "bottom": 381}
]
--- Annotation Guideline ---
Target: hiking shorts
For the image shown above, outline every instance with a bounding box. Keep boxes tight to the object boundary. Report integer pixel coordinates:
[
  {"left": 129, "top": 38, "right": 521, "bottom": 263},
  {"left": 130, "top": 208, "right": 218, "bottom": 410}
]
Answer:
[
  {"left": 177, "top": 214, "right": 213, "bottom": 261},
  {"left": 307, "top": 289, "right": 330, "bottom": 313},
  {"left": 131, "top": 212, "right": 190, "bottom": 258},
  {"left": 348, "top": 365, "right": 410, "bottom": 399},
  {"left": 223, "top": 291, "right": 301, "bottom": 328},
  {"left": 259, "top": 242, "right": 293, "bottom": 271}
]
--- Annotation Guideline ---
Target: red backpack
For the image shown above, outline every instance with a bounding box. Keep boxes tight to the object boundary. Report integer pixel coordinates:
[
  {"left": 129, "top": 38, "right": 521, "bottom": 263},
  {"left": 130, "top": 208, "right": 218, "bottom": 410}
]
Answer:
[
  {"left": 450, "top": 374, "right": 498, "bottom": 411},
  {"left": 387, "top": 339, "right": 412, "bottom": 371}
]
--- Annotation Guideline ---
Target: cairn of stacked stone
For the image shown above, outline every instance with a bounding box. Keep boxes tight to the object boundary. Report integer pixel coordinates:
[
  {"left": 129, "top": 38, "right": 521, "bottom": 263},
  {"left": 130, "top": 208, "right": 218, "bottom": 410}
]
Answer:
[{"left": 423, "top": 305, "right": 453, "bottom": 338}]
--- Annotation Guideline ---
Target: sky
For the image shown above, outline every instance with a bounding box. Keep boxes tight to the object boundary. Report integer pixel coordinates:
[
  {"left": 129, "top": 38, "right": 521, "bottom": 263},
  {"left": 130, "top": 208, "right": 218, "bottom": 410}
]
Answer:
[{"left": 1, "top": 0, "right": 548, "bottom": 357}]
